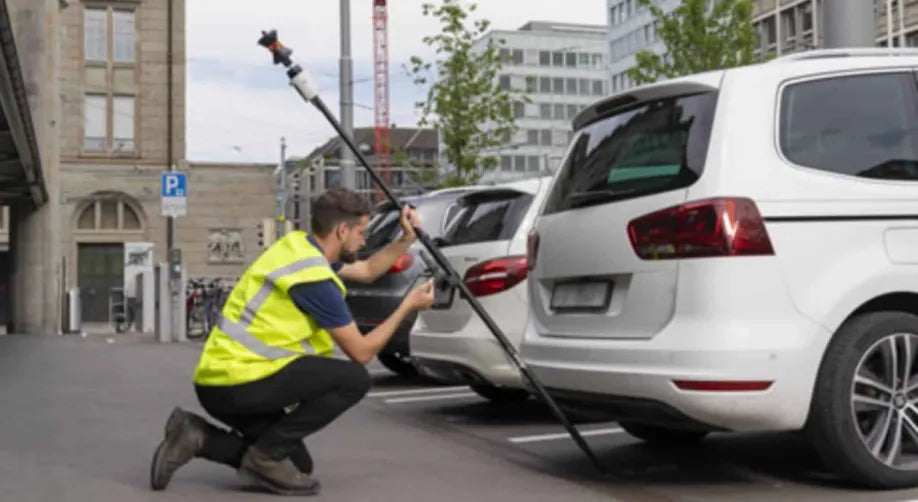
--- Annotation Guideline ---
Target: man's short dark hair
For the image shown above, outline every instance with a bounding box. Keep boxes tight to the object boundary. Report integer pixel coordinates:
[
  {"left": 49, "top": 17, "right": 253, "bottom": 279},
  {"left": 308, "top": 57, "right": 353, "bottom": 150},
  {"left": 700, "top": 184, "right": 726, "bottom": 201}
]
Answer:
[{"left": 310, "top": 187, "right": 372, "bottom": 237}]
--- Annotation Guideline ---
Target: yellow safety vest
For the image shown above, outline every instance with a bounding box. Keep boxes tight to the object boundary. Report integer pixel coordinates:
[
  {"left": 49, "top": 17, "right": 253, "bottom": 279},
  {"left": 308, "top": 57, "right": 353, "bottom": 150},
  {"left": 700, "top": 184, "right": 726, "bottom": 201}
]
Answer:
[{"left": 193, "top": 231, "right": 347, "bottom": 386}]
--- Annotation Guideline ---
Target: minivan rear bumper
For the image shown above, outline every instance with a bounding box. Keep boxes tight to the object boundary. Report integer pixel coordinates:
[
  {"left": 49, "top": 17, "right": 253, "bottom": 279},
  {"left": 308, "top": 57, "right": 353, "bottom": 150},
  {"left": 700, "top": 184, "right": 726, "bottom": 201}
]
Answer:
[{"left": 520, "top": 312, "right": 831, "bottom": 432}]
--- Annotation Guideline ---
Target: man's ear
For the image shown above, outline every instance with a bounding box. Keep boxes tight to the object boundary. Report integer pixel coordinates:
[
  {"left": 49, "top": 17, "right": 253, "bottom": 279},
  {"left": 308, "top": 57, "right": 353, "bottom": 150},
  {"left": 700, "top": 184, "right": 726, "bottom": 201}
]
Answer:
[{"left": 334, "top": 221, "right": 348, "bottom": 240}]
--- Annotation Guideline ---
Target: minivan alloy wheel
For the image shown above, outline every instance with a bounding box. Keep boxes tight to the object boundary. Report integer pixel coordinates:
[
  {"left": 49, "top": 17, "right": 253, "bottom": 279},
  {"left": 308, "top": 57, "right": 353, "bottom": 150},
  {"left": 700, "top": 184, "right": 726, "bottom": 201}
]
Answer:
[{"left": 852, "top": 332, "right": 918, "bottom": 469}]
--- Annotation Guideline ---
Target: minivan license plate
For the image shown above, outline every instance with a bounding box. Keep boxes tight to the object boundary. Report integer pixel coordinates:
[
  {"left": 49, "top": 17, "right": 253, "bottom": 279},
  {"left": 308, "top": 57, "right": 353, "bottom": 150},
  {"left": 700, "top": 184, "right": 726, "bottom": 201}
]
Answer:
[{"left": 551, "top": 281, "right": 611, "bottom": 311}]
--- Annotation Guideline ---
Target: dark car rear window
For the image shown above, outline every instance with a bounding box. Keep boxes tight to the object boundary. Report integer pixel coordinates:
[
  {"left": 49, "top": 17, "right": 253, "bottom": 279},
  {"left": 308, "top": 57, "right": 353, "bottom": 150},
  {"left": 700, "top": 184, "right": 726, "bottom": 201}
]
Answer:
[
  {"left": 543, "top": 91, "right": 718, "bottom": 214},
  {"left": 361, "top": 195, "right": 460, "bottom": 253},
  {"left": 442, "top": 191, "right": 533, "bottom": 246}
]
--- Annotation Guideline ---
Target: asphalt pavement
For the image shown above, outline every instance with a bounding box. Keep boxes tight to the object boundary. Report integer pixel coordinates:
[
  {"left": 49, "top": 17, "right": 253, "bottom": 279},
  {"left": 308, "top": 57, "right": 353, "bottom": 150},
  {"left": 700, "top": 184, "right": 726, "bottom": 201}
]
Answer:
[{"left": 2, "top": 332, "right": 918, "bottom": 501}]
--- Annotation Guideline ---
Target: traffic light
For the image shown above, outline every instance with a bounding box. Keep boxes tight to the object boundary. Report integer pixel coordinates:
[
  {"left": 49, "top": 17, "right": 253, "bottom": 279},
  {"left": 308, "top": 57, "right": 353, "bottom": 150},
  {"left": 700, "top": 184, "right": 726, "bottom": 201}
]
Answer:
[{"left": 257, "top": 218, "right": 276, "bottom": 249}]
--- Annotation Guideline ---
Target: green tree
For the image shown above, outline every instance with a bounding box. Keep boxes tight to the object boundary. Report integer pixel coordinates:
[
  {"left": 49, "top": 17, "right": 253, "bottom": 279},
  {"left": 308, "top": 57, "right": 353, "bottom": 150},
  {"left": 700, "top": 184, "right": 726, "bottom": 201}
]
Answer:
[
  {"left": 408, "top": 0, "right": 531, "bottom": 186},
  {"left": 626, "top": 0, "right": 757, "bottom": 85}
]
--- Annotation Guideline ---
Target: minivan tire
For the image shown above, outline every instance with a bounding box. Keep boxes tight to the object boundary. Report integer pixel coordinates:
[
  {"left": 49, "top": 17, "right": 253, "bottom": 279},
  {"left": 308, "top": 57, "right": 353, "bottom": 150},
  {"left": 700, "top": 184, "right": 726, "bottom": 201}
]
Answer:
[
  {"left": 619, "top": 422, "right": 708, "bottom": 445},
  {"left": 807, "top": 311, "right": 918, "bottom": 489},
  {"left": 470, "top": 384, "right": 530, "bottom": 403},
  {"left": 378, "top": 353, "right": 419, "bottom": 378}
]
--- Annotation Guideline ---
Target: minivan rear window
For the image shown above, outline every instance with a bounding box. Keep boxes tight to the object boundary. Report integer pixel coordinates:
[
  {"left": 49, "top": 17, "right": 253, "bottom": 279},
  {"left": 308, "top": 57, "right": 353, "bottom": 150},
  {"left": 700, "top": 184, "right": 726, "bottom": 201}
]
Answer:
[
  {"left": 443, "top": 191, "right": 533, "bottom": 246},
  {"left": 543, "top": 92, "right": 718, "bottom": 214}
]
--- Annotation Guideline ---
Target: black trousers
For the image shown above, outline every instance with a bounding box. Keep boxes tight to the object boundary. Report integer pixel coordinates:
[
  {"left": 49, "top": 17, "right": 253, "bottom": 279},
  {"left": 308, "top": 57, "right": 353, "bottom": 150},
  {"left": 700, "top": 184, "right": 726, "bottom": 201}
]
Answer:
[{"left": 194, "top": 355, "right": 371, "bottom": 473}]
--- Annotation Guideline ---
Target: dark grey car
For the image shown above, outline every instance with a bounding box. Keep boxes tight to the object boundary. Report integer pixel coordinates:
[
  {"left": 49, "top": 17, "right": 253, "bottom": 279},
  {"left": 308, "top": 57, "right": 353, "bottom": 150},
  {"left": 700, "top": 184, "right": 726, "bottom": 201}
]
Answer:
[{"left": 343, "top": 188, "right": 475, "bottom": 377}]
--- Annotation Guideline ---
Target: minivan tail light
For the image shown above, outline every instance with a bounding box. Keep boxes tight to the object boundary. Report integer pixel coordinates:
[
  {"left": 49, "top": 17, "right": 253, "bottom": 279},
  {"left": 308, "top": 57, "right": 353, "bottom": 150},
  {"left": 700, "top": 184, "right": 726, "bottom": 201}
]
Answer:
[
  {"left": 464, "top": 255, "right": 528, "bottom": 297},
  {"left": 627, "top": 198, "right": 774, "bottom": 260},
  {"left": 526, "top": 229, "right": 539, "bottom": 271},
  {"left": 387, "top": 253, "right": 414, "bottom": 274}
]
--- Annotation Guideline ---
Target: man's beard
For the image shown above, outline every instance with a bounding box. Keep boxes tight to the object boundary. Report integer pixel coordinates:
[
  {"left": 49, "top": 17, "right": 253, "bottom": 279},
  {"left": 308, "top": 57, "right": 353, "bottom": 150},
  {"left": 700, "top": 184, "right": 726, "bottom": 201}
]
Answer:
[{"left": 339, "top": 248, "right": 358, "bottom": 264}]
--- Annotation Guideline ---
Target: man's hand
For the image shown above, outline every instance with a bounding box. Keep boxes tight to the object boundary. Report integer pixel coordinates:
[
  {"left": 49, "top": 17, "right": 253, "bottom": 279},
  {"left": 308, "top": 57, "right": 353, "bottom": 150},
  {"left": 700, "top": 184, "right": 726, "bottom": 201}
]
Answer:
[
  {"left": 338, "top": 206, "right": 423, "bottom": 284},
  {"left": 403, "top": 280, "right": 435, "bottom": 311},
  {"left": 398, "top": 206, "right": 421, "bottom": 243}
]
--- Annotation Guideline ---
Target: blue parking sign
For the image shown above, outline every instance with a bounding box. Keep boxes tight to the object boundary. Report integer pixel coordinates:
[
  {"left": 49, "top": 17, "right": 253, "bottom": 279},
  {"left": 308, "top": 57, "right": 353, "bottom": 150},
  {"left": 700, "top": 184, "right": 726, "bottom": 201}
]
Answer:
[
  {"left": 161, "top": 172, "right": 186, "bottom": 197},
  {"left": 161, "top": 172, "right": 187, "bottom": 217}
]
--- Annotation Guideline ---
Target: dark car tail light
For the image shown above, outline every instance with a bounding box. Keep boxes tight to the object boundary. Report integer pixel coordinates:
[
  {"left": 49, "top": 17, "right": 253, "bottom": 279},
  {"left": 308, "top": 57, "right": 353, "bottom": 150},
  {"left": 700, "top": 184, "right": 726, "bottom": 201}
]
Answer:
[
  {"left": 463, "top": 255, "right": 528, "bottom": 297},
  {"left": 627, "top": 197, "right": 774, "bottom": 260},
  {"left": 526, "top": 229, "right": 539, "bottom": 271},
  {"left": 387, "top": 253, "right": 414, "bottom": 274}
]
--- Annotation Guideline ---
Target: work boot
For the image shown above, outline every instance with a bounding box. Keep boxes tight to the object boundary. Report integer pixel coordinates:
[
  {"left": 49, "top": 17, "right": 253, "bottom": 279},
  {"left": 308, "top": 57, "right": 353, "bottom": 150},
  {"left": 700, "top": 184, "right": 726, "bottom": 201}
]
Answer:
[
  {"left": 238, "top": 445, "right": 320, "bottom": 496},
  {"left": 150, "top": 407, "right": 208, "bottom": 490}
]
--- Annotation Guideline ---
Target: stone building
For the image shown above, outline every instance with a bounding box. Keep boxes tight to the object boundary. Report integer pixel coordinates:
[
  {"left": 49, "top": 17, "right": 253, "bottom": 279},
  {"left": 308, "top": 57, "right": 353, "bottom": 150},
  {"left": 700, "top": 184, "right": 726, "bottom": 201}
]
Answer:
[{"left": 0, "top": 0, "right": 288, "bottom": 331}]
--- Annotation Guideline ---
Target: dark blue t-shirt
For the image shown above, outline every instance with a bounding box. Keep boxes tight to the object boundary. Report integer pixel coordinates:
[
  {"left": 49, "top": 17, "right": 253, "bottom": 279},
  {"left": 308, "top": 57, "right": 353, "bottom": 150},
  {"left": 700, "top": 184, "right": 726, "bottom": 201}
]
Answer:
[{"left": 287, "top": 236, "right": 353, "bottom": 329}]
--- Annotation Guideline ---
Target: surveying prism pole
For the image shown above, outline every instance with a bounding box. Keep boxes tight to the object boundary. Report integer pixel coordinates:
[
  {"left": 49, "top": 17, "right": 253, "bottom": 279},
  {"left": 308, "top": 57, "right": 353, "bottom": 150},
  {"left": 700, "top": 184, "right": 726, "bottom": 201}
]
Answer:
[{"left": 256, "top": 29, "right": 608, "bottom": 476}]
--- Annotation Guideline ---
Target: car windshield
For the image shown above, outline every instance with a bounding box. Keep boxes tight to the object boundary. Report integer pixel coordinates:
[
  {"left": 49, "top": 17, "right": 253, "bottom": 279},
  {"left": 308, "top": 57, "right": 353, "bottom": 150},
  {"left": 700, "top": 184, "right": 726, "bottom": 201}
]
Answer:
[{"left": 543, "top": 91, "right": 718, "bottom": 214}]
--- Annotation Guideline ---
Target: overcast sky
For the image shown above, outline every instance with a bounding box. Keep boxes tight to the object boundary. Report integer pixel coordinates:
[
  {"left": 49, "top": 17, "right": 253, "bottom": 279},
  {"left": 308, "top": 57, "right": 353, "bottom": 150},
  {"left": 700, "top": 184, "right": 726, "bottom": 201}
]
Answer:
[{"left": 185, "top": 0, "right": 607, "bottom": 163}]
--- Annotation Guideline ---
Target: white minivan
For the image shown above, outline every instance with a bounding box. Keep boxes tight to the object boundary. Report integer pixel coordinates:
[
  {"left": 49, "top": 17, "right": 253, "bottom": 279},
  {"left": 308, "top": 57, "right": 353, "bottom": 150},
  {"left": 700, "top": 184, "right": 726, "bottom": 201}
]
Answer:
[
  {"left": 410, "top": 176, "right": 552, "bottom": 402},
  {"left": 521, "top": 48, "right": 918, "bottom": 488}
]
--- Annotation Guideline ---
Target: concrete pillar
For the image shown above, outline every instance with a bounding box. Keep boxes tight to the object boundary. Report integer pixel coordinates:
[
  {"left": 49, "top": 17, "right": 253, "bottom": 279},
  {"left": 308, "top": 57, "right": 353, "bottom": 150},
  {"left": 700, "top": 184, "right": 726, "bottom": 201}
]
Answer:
[
  {"left": 7, "top": 0, "right": 62, "bottom": 335},
  {"left": 821, "top": 0, "right": 875, "bottom": 48}
]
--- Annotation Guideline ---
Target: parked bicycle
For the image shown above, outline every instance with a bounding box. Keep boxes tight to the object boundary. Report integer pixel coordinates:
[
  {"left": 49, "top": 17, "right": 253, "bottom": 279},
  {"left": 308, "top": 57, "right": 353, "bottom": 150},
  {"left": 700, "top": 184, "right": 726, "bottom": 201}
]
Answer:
[{"left": 186, "top": 277, "right": 236, "bottom": 339}]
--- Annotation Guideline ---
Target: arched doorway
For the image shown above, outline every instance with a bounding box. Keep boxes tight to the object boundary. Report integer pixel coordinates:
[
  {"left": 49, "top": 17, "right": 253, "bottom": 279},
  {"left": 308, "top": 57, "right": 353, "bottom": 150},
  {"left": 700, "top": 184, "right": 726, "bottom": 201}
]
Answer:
[{"left": 72, "top": 192, "right": 147, "bottom": 323}]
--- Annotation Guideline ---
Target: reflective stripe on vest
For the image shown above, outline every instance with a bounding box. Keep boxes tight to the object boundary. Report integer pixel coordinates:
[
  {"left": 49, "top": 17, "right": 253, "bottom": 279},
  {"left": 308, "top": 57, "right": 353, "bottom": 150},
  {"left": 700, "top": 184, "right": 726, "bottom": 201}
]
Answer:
[{"left": 218, "top": 255, "right": 329, "bottom": 359}]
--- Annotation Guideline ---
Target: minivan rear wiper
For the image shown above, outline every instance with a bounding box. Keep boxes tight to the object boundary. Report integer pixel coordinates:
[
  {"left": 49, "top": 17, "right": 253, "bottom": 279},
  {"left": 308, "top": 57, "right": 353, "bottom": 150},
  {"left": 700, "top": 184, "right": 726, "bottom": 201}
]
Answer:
[{"left": 568, "top": 189, "right": 638, "bottom": 209}]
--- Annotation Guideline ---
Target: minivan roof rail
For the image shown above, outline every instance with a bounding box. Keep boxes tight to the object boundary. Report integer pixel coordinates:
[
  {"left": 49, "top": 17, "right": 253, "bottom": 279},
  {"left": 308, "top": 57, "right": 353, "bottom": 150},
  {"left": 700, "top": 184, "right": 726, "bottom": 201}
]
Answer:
[{"left": 770, "top": 47, "right": 918, "bottom": 62}]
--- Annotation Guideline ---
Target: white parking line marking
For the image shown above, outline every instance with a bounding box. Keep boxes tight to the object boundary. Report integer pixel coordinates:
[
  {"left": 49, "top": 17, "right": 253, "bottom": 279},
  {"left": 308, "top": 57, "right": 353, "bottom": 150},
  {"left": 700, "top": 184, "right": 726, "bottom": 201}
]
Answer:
[
  {"left": 384, "top": 392, "right": 477, "bottom": 404},
  {"left": 507, "top": 427, "right": 625, "bottom": 444},
  {"left": 367, "top": 386, "right": 468, "bottom": 398}
]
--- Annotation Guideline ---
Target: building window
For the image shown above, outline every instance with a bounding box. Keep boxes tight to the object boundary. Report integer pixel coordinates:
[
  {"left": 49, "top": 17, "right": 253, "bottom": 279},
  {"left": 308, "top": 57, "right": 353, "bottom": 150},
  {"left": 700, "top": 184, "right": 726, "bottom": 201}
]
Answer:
[
  {"left": 540, "top": 103, "right": 551, "bottom": 119},
  {"left": 539, "top": 77, "right": 551, "bottom": 93},
  {"left": 540, "top": 130, "right": 551, "bottom": 146},
  {"left": 514, "top": 155, "right": 526, "bottom": 172},
  {"left": 907, "top": 30, "right": 918, "bottom": 47},
  {"left": 499, "top": 75, "right": 511, "bottom": 90},
  {"left": 113, "top": 10, "right": 135, "bottom": 62},
  {"left": 553, "top": 77, "right": 564, "bottom": 94},
  {"left": 527, "top": 129, "right": 539, "bottom": 145},
  {"left": 782, "top": 9, "right": 796, "bottom": 41},
  {"left": 512, "top": 49, "right": 524, "bottom": 65},
  {"left": 566, "top": 78, "right": 578, "bottom": 95},
  {"left": 84, "top": 94, "right": 135, "bottom": 153},
  {"left": 554, "top": 104, "right": 565, "bottom": 120},
  {"left": 579, "top": 79, "right": 590, "bottom": 95},
  {"left": 528, "top": 156, "right": 540, "bottom": 171},
  {"left": 552, "top": 51, "right": 563, "bottom": 66},
  {"left": 84, "top": 94, "right": 106, "bottom": 150},
  {"left": 567, "top": 104, "right": 578, "bottom": 120},
  {"left": 593, "top": 54, "right": 603, "bottom": 69},
  {"left": 800, "top": 3, "right": 813, "bottom": 33},
  {"left": 565, "top": 52, "right": 577, "bottom": 67},
  {"left": 579, "top": 53, "right": 590, "bottom": 67},
  {"left": 610, "top": 5, "right": 617, "bottom": 25},
  {"left": 593, "top": 80, "right": 605, "bottom": 96},
  {"left": 500, "top": 156, "right": 512, "bottom": 171},
  {"left": 539, "top": 51, "right": 550, "bottom": 66},
  {"left": 84, "top": 8, "right": 107, "bottom": 61},
  {"left": 113, "top": 96, "right": 135, "bottom": 152}
]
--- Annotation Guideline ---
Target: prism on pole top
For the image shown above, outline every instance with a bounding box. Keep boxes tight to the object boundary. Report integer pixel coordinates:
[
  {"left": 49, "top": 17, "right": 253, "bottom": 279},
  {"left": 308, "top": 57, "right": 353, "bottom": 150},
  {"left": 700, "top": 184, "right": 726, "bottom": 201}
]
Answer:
[{"left": 258, "top": 30, "right": 294, "bottom": 67}]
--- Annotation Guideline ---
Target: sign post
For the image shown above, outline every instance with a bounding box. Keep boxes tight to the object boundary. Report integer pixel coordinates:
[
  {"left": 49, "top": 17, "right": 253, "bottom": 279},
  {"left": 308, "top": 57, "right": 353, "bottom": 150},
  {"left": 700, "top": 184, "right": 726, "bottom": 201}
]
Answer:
[{"left": 160, "top": 172, "right": 187, "bottom": 341}]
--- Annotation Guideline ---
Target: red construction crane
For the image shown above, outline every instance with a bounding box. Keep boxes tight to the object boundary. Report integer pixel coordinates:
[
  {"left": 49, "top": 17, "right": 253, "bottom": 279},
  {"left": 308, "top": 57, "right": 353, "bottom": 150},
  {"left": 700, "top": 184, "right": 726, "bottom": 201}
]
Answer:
[{"left": 372, "top": 0, "right": 391, "bottom": 201}]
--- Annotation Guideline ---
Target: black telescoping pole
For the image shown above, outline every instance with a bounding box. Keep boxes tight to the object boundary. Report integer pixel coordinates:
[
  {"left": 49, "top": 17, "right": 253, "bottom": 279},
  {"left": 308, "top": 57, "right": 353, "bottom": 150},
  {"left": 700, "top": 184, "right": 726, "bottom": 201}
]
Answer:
[{"left": 257, "top": 30, "right": 608, "bottom": 476}]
